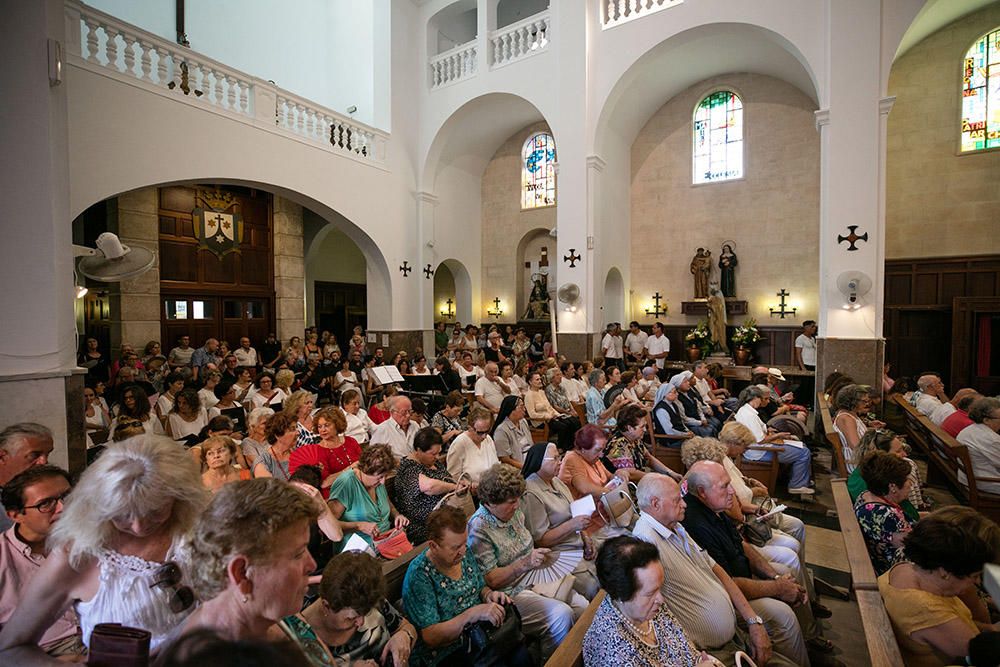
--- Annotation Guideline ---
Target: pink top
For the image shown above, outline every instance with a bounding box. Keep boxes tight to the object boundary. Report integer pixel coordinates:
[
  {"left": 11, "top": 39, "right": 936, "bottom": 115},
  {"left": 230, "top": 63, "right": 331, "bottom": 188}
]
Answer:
[{"left": 0, "top": 527, "right": 79, "bottom": 647}]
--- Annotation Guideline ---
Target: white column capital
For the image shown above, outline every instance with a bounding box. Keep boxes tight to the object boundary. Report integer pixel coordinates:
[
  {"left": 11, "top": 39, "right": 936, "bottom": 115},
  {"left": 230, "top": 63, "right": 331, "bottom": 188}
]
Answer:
[
  {"left": 585, "top": 154, "right": 606, "bottom": 172},
  {"left": 814, "top": 108, "right": 831, "bottom": 131},
  {"left": 879, "top": 96, "right": 896, "bottom": 116},
  {"left": 415, "top": 191, "right": 439, "bottom": 206}
]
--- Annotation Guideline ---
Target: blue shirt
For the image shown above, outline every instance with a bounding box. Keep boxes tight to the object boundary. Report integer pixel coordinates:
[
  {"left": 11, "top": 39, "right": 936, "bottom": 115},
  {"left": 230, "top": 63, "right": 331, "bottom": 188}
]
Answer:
[{"left": 586, "top": 387, "right": 616, "bottom": 427}]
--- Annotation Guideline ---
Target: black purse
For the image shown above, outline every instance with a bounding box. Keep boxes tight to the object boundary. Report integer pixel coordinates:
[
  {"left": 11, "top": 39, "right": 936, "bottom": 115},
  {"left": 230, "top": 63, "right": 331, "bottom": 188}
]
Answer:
[
  {"left": 459, "top": 602, "right": 525, "bottom": 667},
  {"left": 740, "top": 495, "right": 776, "bottom": 547}
]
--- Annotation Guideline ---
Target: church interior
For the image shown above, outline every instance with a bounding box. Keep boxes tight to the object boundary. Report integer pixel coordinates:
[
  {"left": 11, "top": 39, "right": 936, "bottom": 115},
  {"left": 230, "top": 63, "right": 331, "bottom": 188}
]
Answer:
[{"left": 2, "top": 0, "right": 1000, "bottom": 665}]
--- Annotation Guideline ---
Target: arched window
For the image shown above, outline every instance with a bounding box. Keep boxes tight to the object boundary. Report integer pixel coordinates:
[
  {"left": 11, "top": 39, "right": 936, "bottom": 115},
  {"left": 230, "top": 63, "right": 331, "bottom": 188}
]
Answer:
[
  {"left": 693, "top": 90, "right": 744, "bottom": 184},
  {"left": 522, "top": 133, "right": 557, "bottom": 208},
  {"left": 961, "top": 27, "right": 1000, "bottom": 152}
]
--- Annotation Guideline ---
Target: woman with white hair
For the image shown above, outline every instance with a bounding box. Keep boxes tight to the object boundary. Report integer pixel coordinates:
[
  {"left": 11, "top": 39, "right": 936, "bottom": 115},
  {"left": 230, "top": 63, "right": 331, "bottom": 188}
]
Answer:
[
  {"left": 241, "top": 406, "right": 274, "bottom": 468},
  {"left": 0, "top": 435, "right": 209, "bottom": 662}
]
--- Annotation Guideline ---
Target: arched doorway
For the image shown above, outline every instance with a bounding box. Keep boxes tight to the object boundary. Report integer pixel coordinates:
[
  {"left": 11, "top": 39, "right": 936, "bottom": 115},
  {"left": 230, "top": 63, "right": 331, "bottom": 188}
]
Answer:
[
  {"left": 515, "top": 228, "right": 555, "bottom": 321},
  {"left": 603, "top": 267, "right": 625, "bottom": 326},
  {"left": 435, "top": 259, "right": 473, "bottom": 325}
]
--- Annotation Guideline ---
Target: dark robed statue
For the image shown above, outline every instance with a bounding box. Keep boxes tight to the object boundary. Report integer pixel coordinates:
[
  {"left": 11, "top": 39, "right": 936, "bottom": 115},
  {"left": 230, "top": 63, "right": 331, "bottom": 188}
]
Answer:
[{"left": 719, "top": 244, "right": 738, "bottom": 298}]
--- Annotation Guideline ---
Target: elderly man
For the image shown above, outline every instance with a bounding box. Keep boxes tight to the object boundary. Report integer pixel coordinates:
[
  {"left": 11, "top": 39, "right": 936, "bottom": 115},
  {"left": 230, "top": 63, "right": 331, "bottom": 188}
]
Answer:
[
  {"left": 681, "top": 461, "right": 831, "bottom": 665},
  {"left": 370, "top": 395, "right": 419, "bottom": 458},
  {"left": 633, "top": 473, "right": 798, "bottom": 666},
  {"left": 189, "top": 338, "right": 220, "bottom": 381},
  {"left": 0, "top": 424, "right": 54, "bottom": 532},
  {"left": 483, "top": 331, "right": 508, "bottom": 364},
  {"left": 692, "top": 361, "right": 736, "bottom": 415},
  {"left": 234, "top": 337, "right": 258, "bottom": 369},
  {"left": 736, "top": 386, "right": 814, "bottom": 496},
  {"left": 474, "top": 362, "right": 510, "bottom": 414},
  {"left": 0, "top": 465, "right": 81, "bottom": 657},
  {"left": 956, "top": 397, "right": 1000, "bottom": 494},
  {"left": 910, "top": 373, "right": 949, "bottom": 417}
]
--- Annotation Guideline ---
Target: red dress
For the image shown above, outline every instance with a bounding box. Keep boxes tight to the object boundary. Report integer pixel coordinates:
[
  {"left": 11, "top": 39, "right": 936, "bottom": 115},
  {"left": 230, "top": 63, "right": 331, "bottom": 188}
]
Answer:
[
  {"left": 288, "top": 437, "right": 361, "bottom": 498},
  {"left": 368, "top": 404, "right": 391, "bottom": 424}
]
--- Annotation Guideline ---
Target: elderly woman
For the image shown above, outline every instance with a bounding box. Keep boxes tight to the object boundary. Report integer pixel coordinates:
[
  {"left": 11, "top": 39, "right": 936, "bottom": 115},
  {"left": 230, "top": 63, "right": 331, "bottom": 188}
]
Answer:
[
  {"left": 559, "top": 424, "right": 630, "bottom": 501},
  {"left": 879, "top": 507, "right": 1000, "bottom": 667},
  {"left": 604, "top": 404, "right": 682, "bottom": 483},
  {"left": 328, "top": 443, "right": 408, "bottom": 548},
  {"left": 254, "top": 411, "right": 298, "bottom": 480},
  {"left": 583, "top": 536, "right": 717, "bottom": 667},
  {"left": 521, "top": 443, "right": 600, "bottom": 597},
  {"left": 446, "top": 407, "right": 500, "bottom": 490},
  {"left": 525, "top": 371, "right": 580, "bottom": 451},
  {"left": 201, "top": 435, "right": 251, "bottom": 492},
  {"left": 241, "top": 406, "right": 274, "bottom": 468},
  {"left": 396, "top": 427, "right": 468, "bottom": 544},
  {"left": 855, "top": 450, "right": 918, "bottom": 575},
  {"left": 467, "top": 464, "right": 587, "bottom": 661},
  {"left": 671, "top": 371, "right": 720, "bottom": 437},
  {"left": 289, "top": 407, "right": 361, "bottom": 494},
  {"left": 492, "top": 395, "right": 533, "bottom": 469},
  {"left": 735, "top": 385, "right": 814, "bottom": 496},
  {"left": 249, "top": 373, "right": 285, "bottom": 410},
  {"left": 498, "top": 361, "right": 522, "bottom": 398},
  {"left": 430, "top": 391, "right": 466, "bottom": 445},
  {"left": 833, "top": 384, "right": 885, "bottom": 472},
  {"left": 544, "top": 367, "right": 576, "bottom": 418},
  {"left": 284, "top": 390, "right": 321, "bottom": 447},
  {"left": 177, "top": 479, "right": 323, "bottom": 659},
  {"left": 586, "top": 370, "right": 627, "bottom": 427},
  {"left": 402, "top": 506, "right": 527, "bottom": 667},
  {"left": 167, "top": 387, "right": 210, "bottom": 445},
  {"left": 0, "top": 436, "right": 209, "bottom": 660},
  {"left": 285, "top": 551, "right": 418, "bottom": 666},
  {"left": 846, "top": 429, "right": 922, "bottom": 519},
  {"left": 335, "top": 390, "right": 369, "bottom": 446},
  {"left": 651, "top": 382, "right": 694, "bottom": 442}
]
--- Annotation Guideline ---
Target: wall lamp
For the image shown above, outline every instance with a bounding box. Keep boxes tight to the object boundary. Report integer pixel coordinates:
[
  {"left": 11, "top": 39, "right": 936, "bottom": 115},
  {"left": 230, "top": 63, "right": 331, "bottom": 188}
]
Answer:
[
  {"left": 440, "top": 298, "right": 455, "bottom": 319},
  {"left": 487, "top": 297, "right": 504, "bottom": 319},
  {"left": 769, "top": 289, "right": 797, "bottom": 319},
  {"left": 644, "top": 292, "right": 667, "bottom": 318}
]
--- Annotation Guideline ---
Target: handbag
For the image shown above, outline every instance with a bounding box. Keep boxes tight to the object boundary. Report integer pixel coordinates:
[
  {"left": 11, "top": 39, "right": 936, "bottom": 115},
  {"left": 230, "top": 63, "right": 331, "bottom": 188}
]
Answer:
[
  {"left": 372, "top": 528, "right": 414, "bottom": 560},
  {"left": 87, "top": 623, "right": 151, "bottom": 667},
  {"left": 598, "top": 480, "right": 639, "bottom": 529},
  {"left": 740, "top": 495, "right": 776, "bottom": 547},
  {"left": 735, "top": 650, "right": 759, "bottom": 667},
  {"left": 433, "top": 474, "right": 475, "bottom": 519},
  {"left": 459, "top": 602, "right": 525, "bottom": 667}
]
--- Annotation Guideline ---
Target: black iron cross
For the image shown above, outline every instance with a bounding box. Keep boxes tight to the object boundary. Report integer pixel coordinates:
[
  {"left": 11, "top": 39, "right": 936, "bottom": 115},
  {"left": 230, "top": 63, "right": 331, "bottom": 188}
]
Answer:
[
  {"left": 837, "top": 225, "right": 869, "bottom": 251},
  {"left": 563, "top": 249, "right": 581, "bottom": 267},
  {"left": 423, "top": 264, "right": 434, "bottom": 279},
  {"left": 399, "top": 261, "right": 412, "bottom": 277},
  {"left": 644, "top": 292, "right": 667, "bottom": 318},
  {"left": 769, "top": 289, "right": 797, "bottom": 319},
  {"left": 441, "top": 298, "right": 454, "bottom": 318},
  {"left": 487, "top": 297, "right": 503, "bottom": 319}
]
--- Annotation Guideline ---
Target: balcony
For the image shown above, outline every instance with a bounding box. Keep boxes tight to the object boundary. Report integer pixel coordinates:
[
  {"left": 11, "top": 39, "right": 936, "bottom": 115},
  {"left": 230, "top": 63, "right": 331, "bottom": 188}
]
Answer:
[
  {"left": 602, "top": 0, "right": 684, "bottom": 29},
  {"left": 64, "top": 0, "right": 387, "bottom": 165}
]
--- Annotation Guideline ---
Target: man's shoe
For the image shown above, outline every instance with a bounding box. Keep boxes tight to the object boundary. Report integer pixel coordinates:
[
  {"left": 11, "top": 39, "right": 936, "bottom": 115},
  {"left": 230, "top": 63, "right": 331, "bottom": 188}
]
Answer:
[
  {"left": 789, "top": 486, "right": 816, "bottom": 495},
  {"left": 807, "top": 637, "right": 834, "bottom": 654},
  {"left": 811, "top": 601, "right": 833, "bottom": 619}
]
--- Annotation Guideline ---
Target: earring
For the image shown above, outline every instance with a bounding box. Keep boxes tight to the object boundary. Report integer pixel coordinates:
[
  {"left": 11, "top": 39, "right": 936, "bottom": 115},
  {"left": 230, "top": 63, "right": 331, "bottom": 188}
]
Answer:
[{"left": 242, "top": 594, "right": 250, "bottom": 603}]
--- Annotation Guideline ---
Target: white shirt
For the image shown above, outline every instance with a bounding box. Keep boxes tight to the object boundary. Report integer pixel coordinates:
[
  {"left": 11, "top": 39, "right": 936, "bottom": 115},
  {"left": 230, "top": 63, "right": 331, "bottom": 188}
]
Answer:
[
  {"left": 625, "top": 330, "right": 648, "bottom": 356},
  {"left": 457, "top": 364, "right": 484, "bottom": 388},
  {"left": 956, "top": 424, "right": 1000, "bottom": 494},
  {"left": 929, "top": 401, "right": 956, "bottom": 426},
  {"left": 198, "top": 388, "right": 219, "bottom": 411},
  {"left": 914, "top": 392, "right": 943, "bottom": 417},
  {"left": 411, "top": 367, "right": 432, "bottom": 376},
  {"left": 474, "top": 376, "right": 507, "bottom": 410},
  {"left": 446, "top": 433, "right": 500, "bottom": 483},
  {"left": 370, "top": 418, "right": 418, "bottom": 458},
  {"left": 794, "top": 334, "right": 816, "bottom": 366},
  {"left": 234, "top": 347, "right": 258, "bottom": 367},
  {"left": 693, "top": 376, "right": 714, "bottom": 402},
  {"left": 601, "top": 333, "right": 624, "bottom": 359},
  {"left": 735, "top": 404, "right": 768, "bottom": 460},
  {"left": 563, "top": 378, "right": 586, "bottom": 403},
  {"left": 343, "top": 407, "right": 374, "bottom": 444},
  {"left": 645, "top": 333, "right": 671, "bottom": 369}
]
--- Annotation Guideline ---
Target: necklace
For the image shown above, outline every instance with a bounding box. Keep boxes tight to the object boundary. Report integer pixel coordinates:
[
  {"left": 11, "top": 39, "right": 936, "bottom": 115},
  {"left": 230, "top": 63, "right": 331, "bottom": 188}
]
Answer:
[{"left": 612, "top": 601, "right": 656, "bottom": 638}]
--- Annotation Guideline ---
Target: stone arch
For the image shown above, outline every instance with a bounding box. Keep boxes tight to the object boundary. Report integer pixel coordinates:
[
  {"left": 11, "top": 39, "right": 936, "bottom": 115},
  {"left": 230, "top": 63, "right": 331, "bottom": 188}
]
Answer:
[
  {"left": 515, "top": 227, "right": 555, "bottom": 320},
  {"left": 602, "top": 267, "right": 625, "bottom": 326},
  {"left": 435, "top": 258, "right": 473, "bottom": 325}
]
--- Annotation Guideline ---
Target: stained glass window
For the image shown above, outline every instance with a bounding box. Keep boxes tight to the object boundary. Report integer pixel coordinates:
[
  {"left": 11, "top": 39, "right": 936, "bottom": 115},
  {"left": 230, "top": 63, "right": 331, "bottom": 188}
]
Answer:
[
  {"left": 522, "top": 133, "right": 557, "bottom": 208},
  {"left": 961, "top": 28, "right": 1000, "bottom": 152},
  {"left": 693, "top": 91, "right": 744, "bottom": 184}
]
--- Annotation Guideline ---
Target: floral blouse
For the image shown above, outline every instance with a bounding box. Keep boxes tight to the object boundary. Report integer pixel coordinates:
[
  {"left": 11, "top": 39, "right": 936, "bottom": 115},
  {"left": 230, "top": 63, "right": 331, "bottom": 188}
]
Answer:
[
  {"left": 854, "top": 495, "right": 916, "bottom": 575},
  {"left": 582, "top": 597, "right": 701, "bottom": 667},
  {"left": 395, "top": 456, "right": 454, "bottom": 544},
  {"left": 603, "top": 434, "right": 649, "bottom": 472},
  {"left": 430, "top": 411, "right": 465, "bottom": 445},
  {"left": 467, "top": 506, "right": 533, "bottom": 596}
]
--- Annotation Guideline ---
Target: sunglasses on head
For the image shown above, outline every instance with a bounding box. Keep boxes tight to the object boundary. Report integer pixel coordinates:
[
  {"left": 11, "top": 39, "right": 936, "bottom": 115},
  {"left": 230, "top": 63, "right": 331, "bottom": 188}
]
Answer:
[{"left": 149, "top": 561, "right": 195, "bottom": 614}]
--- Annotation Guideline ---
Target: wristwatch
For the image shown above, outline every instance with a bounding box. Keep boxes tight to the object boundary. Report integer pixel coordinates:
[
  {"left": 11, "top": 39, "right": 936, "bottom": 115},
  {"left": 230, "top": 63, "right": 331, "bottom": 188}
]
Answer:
[{"left": 746, "top": 615, "right": 765, "bottom": 626}]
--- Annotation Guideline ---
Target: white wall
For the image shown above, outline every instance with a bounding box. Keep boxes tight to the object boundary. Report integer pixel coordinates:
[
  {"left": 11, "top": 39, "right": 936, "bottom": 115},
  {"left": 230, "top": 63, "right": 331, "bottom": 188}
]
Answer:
[
  {"left": 305, "top": 226, "right": 367, "bottom": 326},
  {"left": 87, "top": 0, "right": 385, "bottom": 127}
]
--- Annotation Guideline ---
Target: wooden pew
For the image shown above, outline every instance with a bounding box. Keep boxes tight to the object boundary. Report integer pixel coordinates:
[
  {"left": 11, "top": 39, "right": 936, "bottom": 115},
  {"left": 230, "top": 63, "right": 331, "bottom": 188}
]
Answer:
[
  {"left": 739, "top": 445, "right": 783, "bottom": 495},
  {"left": 831, "top": 479, "right": 904, "bottom": 667},
  {"left": 544, "top": 591, "right": 606, "bottom": 667},
  {"left": 891, "top": 394, "right": 1000, "bottom": 523},
  {"left": 643, "top": 412, "right": 685, "bottom": 472},
  {"left": 817, "top": 391, "right": 848, "bottom": 477},
  {"left": 382, "top": 542, "right": 428, "bottom": 604}
]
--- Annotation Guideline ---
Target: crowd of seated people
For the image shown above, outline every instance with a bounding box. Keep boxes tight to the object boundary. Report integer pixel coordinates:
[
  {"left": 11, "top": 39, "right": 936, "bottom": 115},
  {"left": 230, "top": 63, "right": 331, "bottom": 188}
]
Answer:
[{"left": 6, "top": 327, "right": 999, "bottom": 666}]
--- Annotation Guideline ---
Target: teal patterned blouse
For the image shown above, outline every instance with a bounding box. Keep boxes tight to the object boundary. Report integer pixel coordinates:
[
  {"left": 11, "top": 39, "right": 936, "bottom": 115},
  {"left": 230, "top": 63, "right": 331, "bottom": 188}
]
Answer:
[
  {"left": 466, "top": 506, "right": 533, "bottom": 596},
  {"left": 402, "top": 550, "right": 485, "bottom": 666}
]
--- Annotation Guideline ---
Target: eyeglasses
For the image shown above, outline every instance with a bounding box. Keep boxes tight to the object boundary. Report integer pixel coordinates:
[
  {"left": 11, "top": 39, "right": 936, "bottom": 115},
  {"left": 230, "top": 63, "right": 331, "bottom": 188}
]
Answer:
[
  {"left": 474, "top": 429, "right": 491, "bottom": 436},
  {"left": 149, "top": 561, "right": 195, "bottom": 613},
  {"left": 22, "top": 490, "right": 70, "bottom": 514},
  {"left": 394, "top": 409, "right": 413, "bottom": 416}
]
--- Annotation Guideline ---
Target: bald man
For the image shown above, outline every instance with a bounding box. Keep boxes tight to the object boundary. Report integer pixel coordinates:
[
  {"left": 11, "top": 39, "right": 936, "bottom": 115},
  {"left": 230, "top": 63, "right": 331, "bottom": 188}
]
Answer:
[
  {"left": 911, "top": 374, "right": 949, "bottom": 417},
  {"left": 369, "top": 395, "right": 418, "bottom": 458}
]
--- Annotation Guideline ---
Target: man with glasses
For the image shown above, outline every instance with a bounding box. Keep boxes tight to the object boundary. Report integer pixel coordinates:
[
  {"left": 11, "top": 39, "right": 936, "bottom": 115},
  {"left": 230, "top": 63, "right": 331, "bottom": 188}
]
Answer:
[
  {"left": 0, "top": 423, "right": 54, "bottom": 532},
  {"left": 0, "top": 465, "right": 82, "bottom": 658},
  {"left": 370, "top": 395, "right": 419, "bottom": 458}
]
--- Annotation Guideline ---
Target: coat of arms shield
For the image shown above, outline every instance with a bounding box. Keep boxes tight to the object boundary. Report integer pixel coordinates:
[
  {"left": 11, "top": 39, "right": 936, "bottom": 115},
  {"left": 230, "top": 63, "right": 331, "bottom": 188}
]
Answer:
[{"left": 193, "top": 191, "right": 244, "bottom": 259}]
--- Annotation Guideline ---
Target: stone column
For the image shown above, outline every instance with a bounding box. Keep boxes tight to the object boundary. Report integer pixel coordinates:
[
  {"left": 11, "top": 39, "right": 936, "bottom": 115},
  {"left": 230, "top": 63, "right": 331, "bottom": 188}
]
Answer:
[
  {"left": 273, "top": 196, "right": 305, "bottom": 343},
  {"left": 815, "top": 0, "right": 888, "bottom": 390},
  {"left": 113, "top": 188, "right": 161, "bottom": 354}
]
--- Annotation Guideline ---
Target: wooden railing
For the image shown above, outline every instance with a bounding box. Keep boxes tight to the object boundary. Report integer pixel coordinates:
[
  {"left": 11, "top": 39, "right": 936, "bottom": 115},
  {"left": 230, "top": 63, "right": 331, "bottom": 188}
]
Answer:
[
  {"left": 817, "top": 391, "right": 849, "bottom": 477},
  {"left": 544, "top": 591, "right": 605, "bottom": 667}
]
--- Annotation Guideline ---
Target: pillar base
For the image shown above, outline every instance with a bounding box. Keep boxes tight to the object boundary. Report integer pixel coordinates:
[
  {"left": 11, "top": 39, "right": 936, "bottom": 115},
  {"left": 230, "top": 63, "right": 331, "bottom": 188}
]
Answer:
[
  {"left": 816, "top": 338, "right": 884, "bottom": 395},
  {"left": 556, "top": 333, "right": 600, "bottom": 364}
]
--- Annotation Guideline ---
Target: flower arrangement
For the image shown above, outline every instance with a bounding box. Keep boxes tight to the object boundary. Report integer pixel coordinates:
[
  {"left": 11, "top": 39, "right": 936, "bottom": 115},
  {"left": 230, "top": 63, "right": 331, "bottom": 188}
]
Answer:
[
  {"left": 731, "top": 318, "right": 762, "bottom": 348},
  {"left": 685, "top": 321, "right": 713, "bottom": 356}
]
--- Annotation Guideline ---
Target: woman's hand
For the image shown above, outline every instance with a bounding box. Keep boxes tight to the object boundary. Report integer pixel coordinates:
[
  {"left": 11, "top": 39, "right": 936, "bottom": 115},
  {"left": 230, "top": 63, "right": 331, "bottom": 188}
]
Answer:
[
  {"left": 382, "top": 629, "right": 413, "bottom": 667},
  {"left": 355, "top": 521, "right": 378, "bottom": 536},
  {"left": 570, "top": 514, "right": 592, "bottom": 532},
  {"left": 394, "top": 514, "right": 411, "bottom": 530},
  {"left": 484, "top": 590, "right": 512, "bottom": 606},
  {"left": 470, "top": 602, "right": 506, "bottom": 626},
  {"left": 614, "top": 469, "right": 631, "bottom": 485},
  {"left": 520, "top": 548, "right": 551, "bottom": 571}
]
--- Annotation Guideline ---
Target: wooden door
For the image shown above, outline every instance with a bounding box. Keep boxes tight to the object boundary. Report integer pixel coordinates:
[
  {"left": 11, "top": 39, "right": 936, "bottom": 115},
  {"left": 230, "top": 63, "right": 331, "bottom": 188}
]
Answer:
[
  {"left": 314, "top": 282, "right": 366, "bottom": 349},
  {"left": 82, "top": 291, "right": 113, "bottom": 356},
  {"left": 885, "top": 308, "right": 952, "bottom": 381},
  {"left": 951, "top": 297, "right": 1000, "bottom": 395}
]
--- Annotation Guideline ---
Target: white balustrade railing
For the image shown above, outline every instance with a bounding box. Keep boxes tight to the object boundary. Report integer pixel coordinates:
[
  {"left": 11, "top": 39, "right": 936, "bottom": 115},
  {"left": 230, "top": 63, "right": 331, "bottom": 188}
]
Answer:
[
  {"left": 490, "top": 11, "right": 551, "bottom": 68},
  {"left": 64, "top": 0, "right": 386, "bottom": 164},
  {"left": 603, "top": 0, "right": 685, "bottom": 29},
  {"left": 428, "top": 40, "right": 478, "bottom": 89}
]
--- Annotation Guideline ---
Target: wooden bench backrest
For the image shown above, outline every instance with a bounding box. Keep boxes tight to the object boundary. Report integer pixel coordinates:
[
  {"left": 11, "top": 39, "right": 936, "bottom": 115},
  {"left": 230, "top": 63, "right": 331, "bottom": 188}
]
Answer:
[
  {"left": 544, "top": 591, "right": 606, "bottom": 667},
  {"left": 382, "top": 542, "right": 428, "bottom": 603},
  {"left": 855, "top": 589, "right": 905, "bottom": 667},
  {"left": 831, "top": 479, "right": 878, "bottom": 591},
  {"left": 817, "top": 391, "right": 848, "bottom": 477}
]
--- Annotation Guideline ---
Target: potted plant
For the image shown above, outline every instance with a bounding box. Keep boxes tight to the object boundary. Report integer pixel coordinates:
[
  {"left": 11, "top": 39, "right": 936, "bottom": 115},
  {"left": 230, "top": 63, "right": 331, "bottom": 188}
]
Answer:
[
  {"left": 731, "top": 318, "right": 761, "bottom": 366},
  {"left": 684, "top": 321, "right": 712, "bottom": 362}
]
